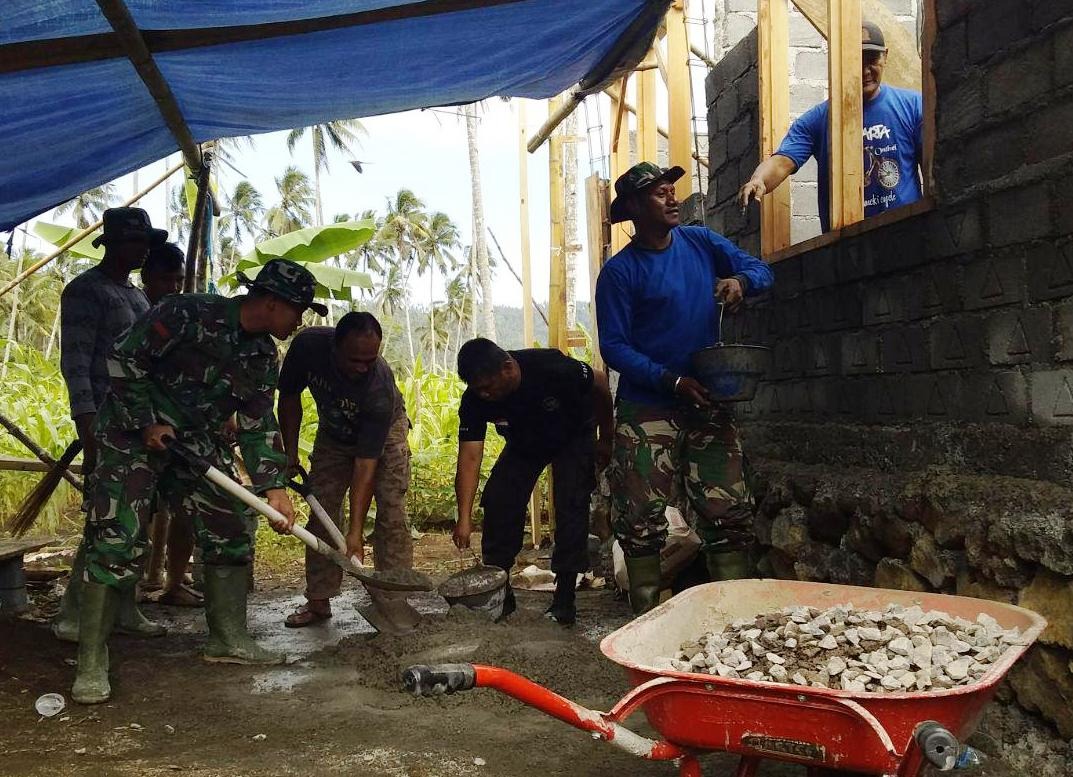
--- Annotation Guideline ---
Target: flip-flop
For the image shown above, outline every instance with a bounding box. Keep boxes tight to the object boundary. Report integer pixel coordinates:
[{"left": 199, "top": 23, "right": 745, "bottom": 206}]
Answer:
[
  {"left": 284, "top": 604, "right": 332, "bottom": 628},
  {"left": 157, "top": 584, "right": 204, "bottom": 608}
]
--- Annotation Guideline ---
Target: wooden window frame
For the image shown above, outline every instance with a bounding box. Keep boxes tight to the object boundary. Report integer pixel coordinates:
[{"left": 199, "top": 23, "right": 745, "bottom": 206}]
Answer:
[{"left": 758, "top": 0, "right": 937, "bottom": 263}]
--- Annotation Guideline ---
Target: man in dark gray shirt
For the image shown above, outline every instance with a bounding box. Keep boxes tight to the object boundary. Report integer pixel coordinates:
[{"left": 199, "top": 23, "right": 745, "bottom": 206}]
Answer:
[
  {"left": 53, "top": 207, "right": 168, "bottom": 643},
  {"left": 277, "top": 311, "right": 419, "bottom": 633}
]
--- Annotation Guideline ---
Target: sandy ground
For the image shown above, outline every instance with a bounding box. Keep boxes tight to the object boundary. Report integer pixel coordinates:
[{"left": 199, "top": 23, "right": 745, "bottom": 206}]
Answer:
[{"left": 0, "top": 534, "right": 1027, "bottom": 777}]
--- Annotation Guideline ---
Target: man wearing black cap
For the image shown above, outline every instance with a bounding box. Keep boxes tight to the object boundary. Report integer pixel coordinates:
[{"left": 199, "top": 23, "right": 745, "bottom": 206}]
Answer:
[
  {"left": 738, "top": 20, "right": 923, "bottom": 231},
  {"left": 71, "top": 258, "right": 322, "bottom": 705},
  {"left": 53, "top": 207, "right": 169, "bottom": 645},
  {"left": 595, "top": 162, "right": 774, "bottom": 615}
]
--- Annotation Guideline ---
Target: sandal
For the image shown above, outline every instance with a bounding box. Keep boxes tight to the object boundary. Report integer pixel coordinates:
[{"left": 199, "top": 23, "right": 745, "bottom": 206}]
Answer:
[
  {"left": 157, "top": 584, "right": 204, "bottom": 607},
  {"left": 284, "top": 603, "right": 332, "bottom": 628}
]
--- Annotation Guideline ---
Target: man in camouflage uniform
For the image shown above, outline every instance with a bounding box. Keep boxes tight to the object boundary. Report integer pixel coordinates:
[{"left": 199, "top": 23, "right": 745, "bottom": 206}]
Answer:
[
  {"left": 277, "top": 311, "right": 419, "bottom": 634},
  {"left": 595, "top": 163, "right": 774, "bottom": 614},
  {"left": 72, "top": 259, "right": 323, "bottom": 705},
  {"left": 54, "top": 207, "right": 167, "bottom": 643}
]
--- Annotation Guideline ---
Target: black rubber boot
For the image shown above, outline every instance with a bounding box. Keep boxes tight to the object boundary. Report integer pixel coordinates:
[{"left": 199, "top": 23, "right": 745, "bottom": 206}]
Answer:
[
  {"left": 71, "top": 582, "right": 119, "bottom": 705},
  {"left": 624, "top": 554, "right": 662, "bottom": 615},
  {"left": 202, "top": 564, "right": 282, "bottom": 665},
  {"left": 495, "top": 585, "right": 517, "bottom": 622},
  {"left": 545, "top": 573, "right": 577, "bottom": 626},
  {"left": 703, "top": 549, "right": 751, "bottom": 581}
]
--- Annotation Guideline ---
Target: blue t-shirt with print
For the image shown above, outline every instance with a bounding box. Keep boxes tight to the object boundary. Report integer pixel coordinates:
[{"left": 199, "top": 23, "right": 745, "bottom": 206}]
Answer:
[{"left": 775, "top": 84, "right": 923, "bottom": 232}]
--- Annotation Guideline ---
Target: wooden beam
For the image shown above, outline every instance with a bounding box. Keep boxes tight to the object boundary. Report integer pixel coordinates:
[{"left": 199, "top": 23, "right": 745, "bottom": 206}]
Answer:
[
  {"left": 791, "top": 0, "right": 922, "bottom": 91},
  {"left": 547, "top": 95, "right": 568, "bottom": 354},
  {"left": 637, "top": 65, "right": 659, "bottom": 164},
  {"left": 666, "top": 1, "right": 693, "bottom": 201},
  {"left": 585, "top": 174, "right": 610, "bottom": 371},
  {"left": 827, "top": 0, "right": 864, "bottom": 230},
  {"left": 0, "top": 456, "right": 84, "bottom": 476},
  {"left": 94, "top": 0, "right": 203, "bottom": 172},
  {"left": 605, "top": 83, "right": 709, "bottom": 169},
  {"left": 608, "top": 90, "right": 632, "bottom": 256},
  {"left": 758, "top": 0, "right": 792, "bottom": 255},
  {"left": 921, "top": 0, "right": 937, "bottom": 195},
  {"left": 184, "top": 160, "right": 212, "bottom": 292},
  {"left": 0, "top": 160, "right": 184, "bottom": 299}
]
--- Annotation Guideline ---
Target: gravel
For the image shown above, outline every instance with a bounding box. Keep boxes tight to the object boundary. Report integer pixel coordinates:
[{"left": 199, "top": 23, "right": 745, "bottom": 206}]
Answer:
[{"left": 656, "top": 604, "right": 1028, "bottom": 693}]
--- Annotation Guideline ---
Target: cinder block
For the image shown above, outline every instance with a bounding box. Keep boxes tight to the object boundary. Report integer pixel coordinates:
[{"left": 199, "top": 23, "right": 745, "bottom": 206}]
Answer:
[
  {"left": 834, "top": 239, "right": 875, "bottom": 283},
  {"left": 794, "top": 50, "right": 828, "bottom": 82},
  {"left": 727, "top": 117, "right": 754, "bottom": 160},
  {"left": 865, "top": 376, "right": 913, "bottom": 423},
  {"left": 1029, "top": 369, "right": 1073, "bottom": 426},
  {"left": 987, "top": 185, "right": 1053, "bottom": 247},
  {"left": 986, "top": 307, "right": 1053, "bottom": 365},
  {"left": 1057, "top": 23, "right": 1073, "bottom": 87},
  {"left": 967, "top": 0, "right": 1029, "bottom": 63},
  {"left": 958, "top": 120, "right": 1027, "bottom": 188},
  {"left": 923, "top": 204, "right": 983, "bottom": 259},
  {"left": 789, "top": 13, "right": 823, "bottom": 47},
  {"left": 726, "top": 0, "right": 756, "bottom": 13},
  {"left": 791, "top": 181, "right": 821, "bottom": 218},
  {"left": 715, "top": 85, "right": 739, "bottom": 131},
  {"left": 933, "top": 20, "right": 969, "bottom": 90},
  {"left": 773, "top": 337, "right": 804, "bottom": 379},
  {"left": 804, "top": 333, "right": 839, "bottom": 376},
  {"left": 1027, "top": 240, "right": 1073, "bottom": 303},
  {"left": 1025, "top": 96, "right": 1073, "bottom": 166},
  {"left": 710, "top": 131, "right": 729, "bottom": 170},
  {"left": 716, "top": 164, "right": 741, "bottom": 203},
  {"left": 873, "top": 222, "right": 928, "bottom": 275},
  {"left": 783, "top": 294, "right": 814, "bottom": 332},
  {"left": 772, "top": 256, "right": 804, "bottom": 301},
  {"left": 935, "top": 0, "right": 973, "bottom": 29},
  {"left": 880, "top": 325, "right": 929, "bottom": 373},
  {"left": 790, "top": 84, "right": 826, "bottom": 115},
  {"left": 936, "top": 72, "right": 983, "bottom": 142},
  {"left": 961, "top": 248, "right": 1025, "bottom": 310},
  {"left": 832, "top": 377, "right": 866, "bottom": 419},
  {"left": 908, "top": 373, "right": 966, "bottom": 421},
  {"left": 863, "top": 278, "right": 907, "bottom": 326},
  {"left": 907, "top": 260, "right": 962, "bottom": 321},
  {"left": 841, "top": 332, "right": 881, "bottom": 376},
  {"left": 796, "top": 157, "right": 818, "bottom": 184},
  {"left": 801, "top": 247, "right": 836, "bottom": 291},
  {"left": 965, "top": 370, "right": 1029, "bottom": 424},
  {"left": 881, "top": 0, "right": 914, "bottom": 16},
  {"left": 737, "top": 70, "right": 759, "bottom": 107},
  {"left": 1053, "top": 301, "right": 1073, "bottom": 361},
  {"left": 986, "top": 43, "right": 1053, "bottom": 114},
  {"left": 791, "top": 216, "right": 823, "bottom": 245},
  {"left": 724, "top": 13, "right": 757, "bottom": 49},
  {"left": 928, "top": 317, "right": 987, "bottom": 370},
  {"left": 828, "top": 285, "right": 864, "bottom": 331}
]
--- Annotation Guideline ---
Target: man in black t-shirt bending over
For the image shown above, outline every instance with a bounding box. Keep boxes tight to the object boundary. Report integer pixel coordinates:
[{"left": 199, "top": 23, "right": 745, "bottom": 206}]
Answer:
[
  {"left": 277, "top": 312, "right": 420, "bottom": 633},
  {"left": 452, "top": 338, "right": 614, "bottom": 624}
]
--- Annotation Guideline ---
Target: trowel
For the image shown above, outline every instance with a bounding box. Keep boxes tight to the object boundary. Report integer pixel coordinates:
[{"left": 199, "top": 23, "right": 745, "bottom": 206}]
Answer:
[{"left": 168, "top": 441, "right": 433, "bottom": 593}]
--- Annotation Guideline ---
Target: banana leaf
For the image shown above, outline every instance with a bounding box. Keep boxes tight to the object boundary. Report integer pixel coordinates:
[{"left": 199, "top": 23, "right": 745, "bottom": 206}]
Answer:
[{"left": 33, "top": 221, "right": 104, "bottom": 261}]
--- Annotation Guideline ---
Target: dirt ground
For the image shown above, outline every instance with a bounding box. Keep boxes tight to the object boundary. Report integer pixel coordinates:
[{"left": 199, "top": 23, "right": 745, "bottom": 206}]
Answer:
[{"left": 0, "top": 533, "right": 1033, "bottom": 777}]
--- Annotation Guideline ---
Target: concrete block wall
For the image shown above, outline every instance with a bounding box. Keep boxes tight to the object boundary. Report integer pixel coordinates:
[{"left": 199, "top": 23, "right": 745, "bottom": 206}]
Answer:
[
  {"left": 706, "top": 1, "right": 921, "bottom": 243},
  {"left": 702, "top": 0, "right": 1073, "bottom": 755}
]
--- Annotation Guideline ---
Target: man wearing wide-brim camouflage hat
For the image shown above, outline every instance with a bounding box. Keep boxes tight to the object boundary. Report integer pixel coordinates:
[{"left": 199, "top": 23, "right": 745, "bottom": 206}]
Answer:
[
  {"left": 595, "top": 162, "right": 774, "bottom": 615},
  {"left": 72, "top": 258, "right": 323, "bottom": 705}
]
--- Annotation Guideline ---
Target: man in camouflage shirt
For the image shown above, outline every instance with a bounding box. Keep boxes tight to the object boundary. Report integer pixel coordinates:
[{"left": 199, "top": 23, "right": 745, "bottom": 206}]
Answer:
[
  {"left": 54, "top": 207, "right": 168, "bottom": 644},
  {"left": 72, "top": 259, "right": 324, "bottom": 705}
]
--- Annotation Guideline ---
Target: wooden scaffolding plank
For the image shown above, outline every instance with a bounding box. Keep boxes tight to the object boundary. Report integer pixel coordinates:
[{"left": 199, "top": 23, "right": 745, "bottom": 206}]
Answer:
[
  {"left": 608, "top": 86, "right": 633, "bottom": 255},
  {"left": 758, "top": 0, "right": 792, "bottom": 255},
  {"left": 637, "top": 64, "right": 659, "bottom": 164},
  {"left": 585, "top": 174, "right": 610, "bottom": 371},
  {"left": 666, "top": 0, "right": 693, "bottom": 201},
  {"left": 827, "top": 0, "right": 864, "bottom": 230},
  {"left": 547, "top": 94, "right": 568, "bottom": 354}
]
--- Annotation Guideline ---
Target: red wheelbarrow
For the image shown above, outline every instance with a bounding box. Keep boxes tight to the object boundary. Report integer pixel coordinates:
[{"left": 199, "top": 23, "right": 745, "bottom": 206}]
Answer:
[{"left": 403, "top": 580, "right": 1046, "bottom": 776}]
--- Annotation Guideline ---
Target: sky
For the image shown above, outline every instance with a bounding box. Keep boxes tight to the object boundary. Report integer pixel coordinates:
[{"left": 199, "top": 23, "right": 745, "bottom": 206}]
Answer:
[{"left": 19, "top": 11, "right": 715, "bottom": 312}]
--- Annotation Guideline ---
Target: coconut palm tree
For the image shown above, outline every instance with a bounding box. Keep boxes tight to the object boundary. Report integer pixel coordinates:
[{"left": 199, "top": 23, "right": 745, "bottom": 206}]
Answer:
[
  {"left": 464, "top": 104, "right": 495, "bottom": 339},
  {"left": 379, "top": 189, "right": 429, "bottom": 364},
  {"left": 265, "top": 166, "right": 314, "bottom": 237},
  {"left": 55, "top": 184, "right": 119, "bottom": 228},
  {"left": 286, "top": 119, "right": 366, "bottom": 226},
  {"left": 417, "top": 211, "right": 461, "bottom": 370},
  {"left": 169, "top": 185, "right": 192, "bottom": 244},
  {"left": 219, "top": 180, "right": 264, "bottom": 275}
]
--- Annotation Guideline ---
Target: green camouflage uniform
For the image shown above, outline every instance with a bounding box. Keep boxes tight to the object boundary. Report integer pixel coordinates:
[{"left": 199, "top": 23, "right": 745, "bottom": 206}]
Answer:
[
  {"left": 608, "top": 400, "right": 752, "bottom": 557},
  {"left": 84, "top": 293, "right": 288, "bottom": 588}
]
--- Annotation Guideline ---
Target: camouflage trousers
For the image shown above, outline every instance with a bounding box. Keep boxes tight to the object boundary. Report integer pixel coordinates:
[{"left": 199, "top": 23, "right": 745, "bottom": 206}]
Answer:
[
  {"left": 303, "top": 414, "right": 413, "bottom": 600},
  {"left": 608, "top": 400, "right": 753, "bottom": 558},
  {"left": 83, "top": 431, "right": 256, "bottom": 589}
]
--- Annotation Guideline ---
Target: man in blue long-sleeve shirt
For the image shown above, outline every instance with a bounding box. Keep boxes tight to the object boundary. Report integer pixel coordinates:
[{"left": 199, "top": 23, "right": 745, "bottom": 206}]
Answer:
[{"left": 595, "top": 162, "right": 774, "bottom": 614}]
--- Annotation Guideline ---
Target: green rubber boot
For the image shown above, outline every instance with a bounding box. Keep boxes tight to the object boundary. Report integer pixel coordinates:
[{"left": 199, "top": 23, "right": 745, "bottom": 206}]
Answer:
[
  {"left": 202, "top": 564, "right": 283, "bottom": 665},
  {"left": 52, "top": 544, "right": 86, "bottom": 643},
  {"left": 704, "top": 549, "right": 752, "bottom": 582},
  {"left": 624, "top": 554, "right": 662, "bottom": 615},
  {"left": 115, "top": 584, "right": 167, "bottom": 638},
  {"left": 71, "top": 582, "right": 119, "bottom": 705}
]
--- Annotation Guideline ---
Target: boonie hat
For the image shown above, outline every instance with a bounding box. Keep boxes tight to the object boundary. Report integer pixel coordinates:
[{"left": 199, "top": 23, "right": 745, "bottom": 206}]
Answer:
[
  {"left": 609, "top": 161, "right": 686, "bottom": 224},
  {"left": 91, "top": 207, "right": 168, "bottom": 248},
  {"left": 236, "top": 258, "right": 329, "bottom": 316}
]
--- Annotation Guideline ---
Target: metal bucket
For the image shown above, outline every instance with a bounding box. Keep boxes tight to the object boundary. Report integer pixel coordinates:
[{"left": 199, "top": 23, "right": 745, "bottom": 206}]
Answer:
[
  {"left": 690, "top": 344, "right": 772, "bottom": 402},
  {"left": 438, "top": 564, "right": 509, "bottom": 619}
]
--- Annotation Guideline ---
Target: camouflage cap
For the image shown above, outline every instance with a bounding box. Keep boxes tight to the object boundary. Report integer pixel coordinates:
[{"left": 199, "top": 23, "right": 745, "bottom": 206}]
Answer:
[
  {"left": 91, "top": 207, "right": 168, "bottom": 248},
  {"left": 609, "top": 162, "right": 686, "bottom": 223},
  {"left": 237, "top": 258, "right": 328, "bottom": 316}
]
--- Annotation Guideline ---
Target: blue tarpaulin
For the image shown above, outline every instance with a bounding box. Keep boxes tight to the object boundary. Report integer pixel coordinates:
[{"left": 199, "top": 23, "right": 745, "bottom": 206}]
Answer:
[{"left": 0, "top": 0, "right": 667, "bottom": 231}]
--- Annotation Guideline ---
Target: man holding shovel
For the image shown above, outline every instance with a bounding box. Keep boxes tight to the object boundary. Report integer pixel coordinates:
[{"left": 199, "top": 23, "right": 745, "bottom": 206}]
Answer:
[
  {"left": 71, "top": 258, "right": 315, "bottom": 705},
  {"left": 277, "top": 311, "right": 421, "bottom": 634}
]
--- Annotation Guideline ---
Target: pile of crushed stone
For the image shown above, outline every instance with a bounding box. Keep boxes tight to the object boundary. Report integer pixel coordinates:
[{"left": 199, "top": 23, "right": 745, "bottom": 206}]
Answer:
[{"left": 658, "top": 604, "right": 1027, "bottom": 693}]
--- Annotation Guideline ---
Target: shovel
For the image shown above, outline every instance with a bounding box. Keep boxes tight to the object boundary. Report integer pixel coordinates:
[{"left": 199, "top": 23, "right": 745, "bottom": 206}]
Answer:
[{"left": 167, "top": 441, "right": 433, "bottom": 593}]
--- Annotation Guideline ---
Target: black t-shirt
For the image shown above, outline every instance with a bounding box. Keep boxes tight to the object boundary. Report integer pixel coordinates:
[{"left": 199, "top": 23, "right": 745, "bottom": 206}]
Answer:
[
  {"left": 277, "top": 327, "right": 403, "bottom": 458},
  {"left": 458, "top": 349, "right": 595, "bottom": 458}
]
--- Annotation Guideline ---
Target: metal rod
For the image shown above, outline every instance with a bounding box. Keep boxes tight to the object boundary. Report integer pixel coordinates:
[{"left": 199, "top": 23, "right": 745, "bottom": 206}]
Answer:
[
  {"left": 0, "top": 160, "right": 185, "bottom": 299},
  {"left": 94, "top": 0, "right": 203, "bottom": 172}
]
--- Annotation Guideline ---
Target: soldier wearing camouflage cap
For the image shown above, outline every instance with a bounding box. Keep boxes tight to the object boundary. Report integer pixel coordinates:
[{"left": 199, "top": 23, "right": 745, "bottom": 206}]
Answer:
[
  {"left": 596, "top": 162, "right": 774, "bottom": 615},
  {"left": 72, "top": 258, "right": 322, "bottom": 705}
]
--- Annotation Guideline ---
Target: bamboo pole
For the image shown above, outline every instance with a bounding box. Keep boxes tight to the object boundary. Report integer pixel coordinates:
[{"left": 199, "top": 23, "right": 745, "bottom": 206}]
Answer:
[
  {"left": 605, "top": 84, "right": 708, "bottom": 169},
  {"left": 0, "top": 160, "right": 185, "bottom": 299},
  {"left": 608, "top": 89, "right": 632, "bottom": 256},
  {"left": 184, "top": 160, "right": 211, "bottom": 293},
  {"left": 0, "top": 413, "right": 82, "bottom": 488},
  {"left": 548, "top": 95, "right": 568, "bottom": 354}
]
